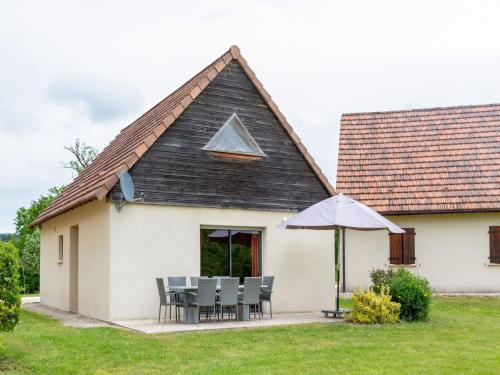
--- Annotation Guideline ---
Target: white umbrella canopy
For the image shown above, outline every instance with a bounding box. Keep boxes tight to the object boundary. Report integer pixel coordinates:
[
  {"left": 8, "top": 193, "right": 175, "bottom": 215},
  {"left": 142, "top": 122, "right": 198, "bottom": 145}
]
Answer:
[
  {"left": 278, "top": 193, "right": 404, "bottom": 233},
  {"left": 278, "top": 193, "right": 404, "bottom": 317}
]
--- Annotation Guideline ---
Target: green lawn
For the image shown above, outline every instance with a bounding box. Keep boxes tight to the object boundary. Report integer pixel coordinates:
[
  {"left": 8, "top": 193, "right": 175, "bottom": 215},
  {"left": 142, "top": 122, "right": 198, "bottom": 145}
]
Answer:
[{"left": 1, "top": 297, "right": 500, "bottom": 374}]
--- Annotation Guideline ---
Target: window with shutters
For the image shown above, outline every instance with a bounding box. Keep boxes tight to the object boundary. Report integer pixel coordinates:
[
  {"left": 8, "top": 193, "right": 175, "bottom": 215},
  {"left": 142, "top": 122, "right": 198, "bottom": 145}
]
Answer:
[
  {"left": 388, "top": 228, "right": 415, "bottom": 265},
  {"left": 489, "top": 226, "right": 500, "bottom": 264}
]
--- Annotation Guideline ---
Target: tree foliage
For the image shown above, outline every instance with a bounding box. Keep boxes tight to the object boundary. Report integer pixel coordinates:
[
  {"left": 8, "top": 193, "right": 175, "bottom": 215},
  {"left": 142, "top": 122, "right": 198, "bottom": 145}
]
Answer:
[
  {"left": 12, "top": 187, "right": 63, "bottom": 293},
  {"left": 62, "top": 138, "right": 98, "bottom": 175},
  {"left": 0, "top": 233, "right": 13, "bottom": 242},
  {"left": 0, "top": 241, "right": 21, "bottom": 332}
]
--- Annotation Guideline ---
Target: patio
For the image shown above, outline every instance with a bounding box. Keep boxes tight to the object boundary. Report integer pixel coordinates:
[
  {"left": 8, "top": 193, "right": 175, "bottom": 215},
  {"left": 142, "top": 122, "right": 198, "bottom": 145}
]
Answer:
[
  {"left": 22, "top": 301, "right": 341, "bottom": 334},
  {"left": 112, "top": 312, "right": 341, "bottom": 334}
]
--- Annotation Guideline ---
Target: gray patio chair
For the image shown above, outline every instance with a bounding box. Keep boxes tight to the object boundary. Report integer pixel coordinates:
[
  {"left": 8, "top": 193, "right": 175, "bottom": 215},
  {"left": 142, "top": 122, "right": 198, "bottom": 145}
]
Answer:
[
  {"left": 260, "top": 276, "right": 275, "bottom": 318},
  {"left": 238, "top": 277, "right": 262, "bottom": 319},
  {"left": 213, "top": 276, "right": 230, "bottom": 288},
  {"left": 167, "top": 276, "right": 187, "bottom": 320},
  {"left": 216, "top": 277, "right": 239, "bottom": 320},
  {"left": 190, "top": 276, "right": 208, "bottom": 286},
  {"left": 188, "top": 278, "right": 218, "bottom": 321},
  {"left": 155, "top": 278, "right": 178, "bottom": 323}
]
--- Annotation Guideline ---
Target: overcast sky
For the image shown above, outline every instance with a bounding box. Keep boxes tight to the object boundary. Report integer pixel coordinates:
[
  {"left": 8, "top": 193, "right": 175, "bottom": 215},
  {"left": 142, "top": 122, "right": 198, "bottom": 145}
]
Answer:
[{"left": 1, "top": 0, "right": 500, "bottom": 232}]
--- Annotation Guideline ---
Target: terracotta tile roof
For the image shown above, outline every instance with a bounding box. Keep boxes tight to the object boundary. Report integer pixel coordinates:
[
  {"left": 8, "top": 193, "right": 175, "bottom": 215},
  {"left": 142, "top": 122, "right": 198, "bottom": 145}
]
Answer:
[
  {"left": 32, "top": 46, "right": 334, "bottom": 226},
  {"left": 337, "top": 103, "right": 500, "bottom": 214}
]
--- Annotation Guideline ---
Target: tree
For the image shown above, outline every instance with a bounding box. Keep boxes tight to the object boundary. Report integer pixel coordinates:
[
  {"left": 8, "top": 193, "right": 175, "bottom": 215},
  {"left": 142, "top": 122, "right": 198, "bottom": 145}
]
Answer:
[
  {"left": 0, "top": 241, "right": 21, "bottom": 332},
  {"left": 63, "top": 138, "right": 98, "bottom": 175},
  {"left": 20, "top": 228, "right": 40, "bottom": 293},
  {"left": 12, "top": 186, "right": 63, "bottom": 293},
  {"left": 0, "top": 233, "right": 13, "bottom": 242}
]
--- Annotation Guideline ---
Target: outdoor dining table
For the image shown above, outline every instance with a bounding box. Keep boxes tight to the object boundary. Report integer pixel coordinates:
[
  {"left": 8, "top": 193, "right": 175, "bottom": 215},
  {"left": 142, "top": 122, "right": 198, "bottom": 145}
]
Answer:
[{"left": 170, "top": 284, "right": 267, "bottom": 324}]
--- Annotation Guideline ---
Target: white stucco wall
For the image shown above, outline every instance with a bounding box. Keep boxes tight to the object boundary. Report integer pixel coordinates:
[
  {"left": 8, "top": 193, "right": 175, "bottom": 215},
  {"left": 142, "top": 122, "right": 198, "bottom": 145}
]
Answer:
[
  {"left": 40, "top": 199, "right": 110, "bottom": 320},
  {"left": 343, "top": 212, "right": 500, "bottom": 292},
  {"left": 108, "top": 204, "right": 335, "bottom": 320}
]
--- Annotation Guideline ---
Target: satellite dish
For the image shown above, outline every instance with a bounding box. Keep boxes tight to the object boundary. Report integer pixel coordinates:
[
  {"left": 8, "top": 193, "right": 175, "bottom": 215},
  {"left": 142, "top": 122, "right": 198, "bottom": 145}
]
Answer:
[
  {"left": 115, "top": 171, "right": 145, "bottom": 211},
  {"left": 119, "top": 171, "right": 135, "bottom": 202}
]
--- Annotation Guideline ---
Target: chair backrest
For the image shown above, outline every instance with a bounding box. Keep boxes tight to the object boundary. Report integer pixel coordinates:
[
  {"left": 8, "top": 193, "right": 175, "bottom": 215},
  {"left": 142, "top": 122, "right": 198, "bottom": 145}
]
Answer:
[
  {"left": 214, "top": 276, "right": 230, "bottom": 288},
  {"left": 156, "top": 278, "right": 167, "bottom": 305},
  {"left": 167, "top": 276, "right": 187, "bottom": 288},
  {"left": 197, "top": 278, "right": 218, "bottom": 307},
  {"left": 242, "top": 277, "right": 262, "bottom": 304},
  {"left": 262, "top": 276, "right": 275, "bottom": 292},
  {"left": 219, "top": 277, "right": 239, "bottom": 305},
  {"left": 191, "top": 276, "right": 208, "bottom": 286}
]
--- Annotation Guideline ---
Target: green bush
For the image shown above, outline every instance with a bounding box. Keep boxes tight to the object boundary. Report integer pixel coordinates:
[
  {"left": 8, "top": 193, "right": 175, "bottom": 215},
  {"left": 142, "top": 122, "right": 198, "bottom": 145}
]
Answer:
[
  {"left": 389, "top": 269, "right": 432, "bottom": 321},
  {"left": 345, "top": 286, "right": 400, "bottom": 324},
  {"left": 369, "top": 268, "right": 395, "bottom": 293},
  {"left": 0, "top": 242, "right": 21, "bottom": 331}
]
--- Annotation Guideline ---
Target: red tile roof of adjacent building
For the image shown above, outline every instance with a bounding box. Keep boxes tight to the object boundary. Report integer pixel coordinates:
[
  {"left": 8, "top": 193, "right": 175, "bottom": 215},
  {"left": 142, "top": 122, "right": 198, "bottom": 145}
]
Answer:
[
  {"left": 32, "top": 46, "right": 334, "bottom": 226},
  {"left": 337, "top": 103, "right": 500, "bottom": 214}
]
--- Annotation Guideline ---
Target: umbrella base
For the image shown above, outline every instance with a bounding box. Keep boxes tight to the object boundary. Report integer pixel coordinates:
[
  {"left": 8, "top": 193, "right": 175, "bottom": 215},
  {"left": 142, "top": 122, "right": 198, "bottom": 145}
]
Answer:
[{"left": 321, "top": 309, "right": 349, "bottom": 319}]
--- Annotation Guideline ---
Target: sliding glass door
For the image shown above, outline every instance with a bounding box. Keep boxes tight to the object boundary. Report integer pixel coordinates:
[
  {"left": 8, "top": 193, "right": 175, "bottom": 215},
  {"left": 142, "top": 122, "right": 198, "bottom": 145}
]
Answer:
[{"left": 200, "top": 229, "right": 262, "bottom": 281}]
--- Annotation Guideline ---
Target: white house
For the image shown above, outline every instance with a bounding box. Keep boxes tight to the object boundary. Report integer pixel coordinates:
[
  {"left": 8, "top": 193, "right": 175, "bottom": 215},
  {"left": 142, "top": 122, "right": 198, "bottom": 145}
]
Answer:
[
  {"left": 32, "top": 46, "right": 336, "bottom": 322},
  {"left": 337, "top": 103, "right": 500, "bottom": 292}
]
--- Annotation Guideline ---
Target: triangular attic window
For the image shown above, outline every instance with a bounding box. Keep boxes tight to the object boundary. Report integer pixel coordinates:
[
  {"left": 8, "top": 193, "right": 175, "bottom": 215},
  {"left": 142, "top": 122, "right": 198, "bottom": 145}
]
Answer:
[{"left": 203, "top": 113, "right": 266, "bottom": 157}]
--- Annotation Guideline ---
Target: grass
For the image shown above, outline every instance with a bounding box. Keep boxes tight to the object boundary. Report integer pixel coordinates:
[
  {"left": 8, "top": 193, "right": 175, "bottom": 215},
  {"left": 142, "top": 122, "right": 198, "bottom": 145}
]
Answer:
[{"left": 1, "top": 297, "right": 500, "bottom": 374}]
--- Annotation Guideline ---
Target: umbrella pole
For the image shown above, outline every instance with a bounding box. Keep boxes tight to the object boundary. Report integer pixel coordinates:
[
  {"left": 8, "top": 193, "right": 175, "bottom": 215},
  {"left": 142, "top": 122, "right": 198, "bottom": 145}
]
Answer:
[{"left": 335, "top": 228, "right": 340, "bottom": 314}]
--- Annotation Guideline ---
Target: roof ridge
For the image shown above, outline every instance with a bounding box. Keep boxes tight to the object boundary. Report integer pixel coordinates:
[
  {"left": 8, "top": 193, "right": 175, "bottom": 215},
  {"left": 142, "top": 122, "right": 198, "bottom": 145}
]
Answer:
[
  {"left": 341, "top": 102, "right": 500, "bottom": 118},
  {"left": 32, "top": 45, "right": 334, "bottom": 226}
]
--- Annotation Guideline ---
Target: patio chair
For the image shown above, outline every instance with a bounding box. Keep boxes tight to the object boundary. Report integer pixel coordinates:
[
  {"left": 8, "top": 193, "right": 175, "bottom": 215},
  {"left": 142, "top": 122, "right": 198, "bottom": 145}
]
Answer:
[
  {"left": 190, "top": 276, "right": 208, "bottom": 286},
  {"left": 260, "top": 276, "right": 275, "bottom": 318},
  {"left": 238, "top": 277, "right": 262, "bottom": 319},
  {"left": 216, "top": 277, "right": 239, "bottom": 320},
  {"left": 188, "top": 278, "right": 218, "bottom": 321},
  {"left": 167, "top": 276, "right": 187, "bottom": 320},
  {"left": 155, "top": 278, "right": 178, "bottom": 323},
  {"left": 213, "top": 276, "right": 230, "bottom": 288}
]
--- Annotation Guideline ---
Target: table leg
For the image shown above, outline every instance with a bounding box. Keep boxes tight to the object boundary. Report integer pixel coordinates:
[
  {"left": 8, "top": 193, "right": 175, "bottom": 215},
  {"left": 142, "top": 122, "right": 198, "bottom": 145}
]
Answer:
[
  {"left": 237, "top": 304, "right": 250, "bottom": 321},
  {"left": 183, "top": 293, "right": 199, "bottom": 324}
]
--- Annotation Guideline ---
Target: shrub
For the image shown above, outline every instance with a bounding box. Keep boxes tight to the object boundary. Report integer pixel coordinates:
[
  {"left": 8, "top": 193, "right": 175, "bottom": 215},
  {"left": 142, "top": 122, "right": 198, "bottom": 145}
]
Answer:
[
  {"left": 370, "top": 268, "right": 395, "bottom": 293},
  {"left": 0, "top": 241, "right": 21, "bottom": 331},
  {"left": 389, "top": 269, "right": 432, "bottom": 322},
  {"left": 345, "top": 286, "right": 400, "bottom": 324}
]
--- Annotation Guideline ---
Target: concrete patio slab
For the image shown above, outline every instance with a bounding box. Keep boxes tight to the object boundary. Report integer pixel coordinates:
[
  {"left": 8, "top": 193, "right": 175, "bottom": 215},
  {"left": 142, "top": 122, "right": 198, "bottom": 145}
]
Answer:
[
  {"left": 23, "top": 303, "right": 111, "bottom": 328},
  {"left": 113, "top": 312, "right": 343, "bottom": 334},
  {"left": 21, "top": 296, "right": 40, "bottom": 304}
]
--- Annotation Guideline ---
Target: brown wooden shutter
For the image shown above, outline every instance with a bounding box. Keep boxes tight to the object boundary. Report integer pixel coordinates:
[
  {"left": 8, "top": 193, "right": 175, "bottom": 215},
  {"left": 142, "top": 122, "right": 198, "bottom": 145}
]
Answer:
[
  {"left": 403, "top": 228, "right": 416, "bottom": 265},
  {"left": 389, "top": 233, "right": 403, "bottom": 264},
  {"left": 489, "top": 226, "right": 500, "bottom": 264}
]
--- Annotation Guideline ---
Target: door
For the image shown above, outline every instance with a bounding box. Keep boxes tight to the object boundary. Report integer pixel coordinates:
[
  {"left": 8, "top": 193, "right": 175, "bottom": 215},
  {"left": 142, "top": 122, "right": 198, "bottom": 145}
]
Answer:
[{"left": 69, "top": 225, "right": 79, "bottom": 313}]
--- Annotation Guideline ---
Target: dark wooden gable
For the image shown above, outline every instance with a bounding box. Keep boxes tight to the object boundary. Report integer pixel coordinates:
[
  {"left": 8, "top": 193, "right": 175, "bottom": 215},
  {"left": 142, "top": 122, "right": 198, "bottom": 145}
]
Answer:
[{"left": 110, "top": 61, "right": 330, "bottom": 212}]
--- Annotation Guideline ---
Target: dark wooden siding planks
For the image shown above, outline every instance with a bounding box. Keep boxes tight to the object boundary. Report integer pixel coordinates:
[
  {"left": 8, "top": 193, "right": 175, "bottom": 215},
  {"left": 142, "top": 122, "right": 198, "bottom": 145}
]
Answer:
[{"left": 109, "top": 61, "right": 331, "bottom": 212}]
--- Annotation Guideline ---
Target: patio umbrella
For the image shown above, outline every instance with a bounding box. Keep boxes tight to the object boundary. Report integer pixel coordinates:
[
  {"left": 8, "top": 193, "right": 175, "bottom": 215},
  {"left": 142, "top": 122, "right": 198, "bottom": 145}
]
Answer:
[{"left": 278, "top": 193, "right": 404, "bottom": 316}]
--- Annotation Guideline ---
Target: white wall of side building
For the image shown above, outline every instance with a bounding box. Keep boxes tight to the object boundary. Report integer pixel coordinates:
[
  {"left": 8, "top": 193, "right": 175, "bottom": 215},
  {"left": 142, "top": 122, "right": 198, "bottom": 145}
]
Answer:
[
  {"left": 40, "top": 199, "right": 110, "bottom": 320},
  {"left": 108, "top": 204, "right": 335, "bottom": 321},
  {"left": 343, "top": 212, "right": 500, "bottom": 292}
]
